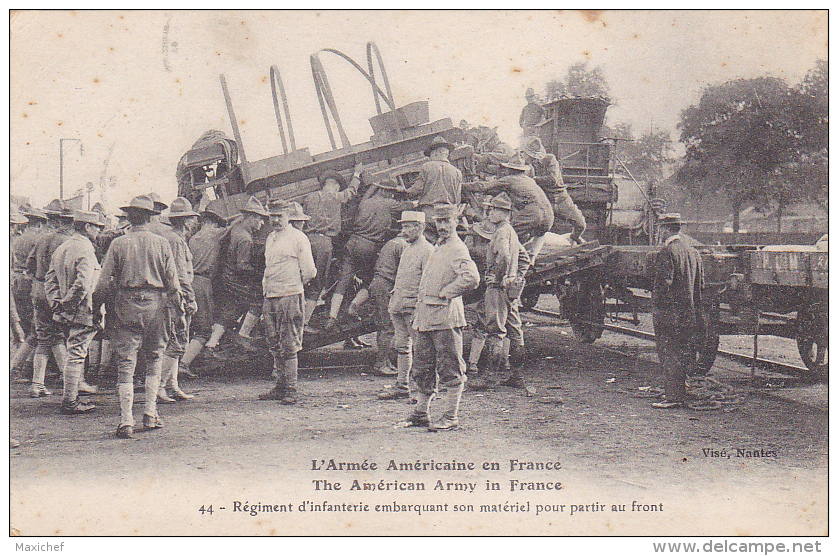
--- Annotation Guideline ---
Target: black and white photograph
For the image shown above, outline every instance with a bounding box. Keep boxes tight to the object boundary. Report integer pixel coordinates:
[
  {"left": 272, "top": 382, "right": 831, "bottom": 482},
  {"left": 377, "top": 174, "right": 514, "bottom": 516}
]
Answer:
[{"left": 7, "top": 9, "right": 828, "bottom": 541}]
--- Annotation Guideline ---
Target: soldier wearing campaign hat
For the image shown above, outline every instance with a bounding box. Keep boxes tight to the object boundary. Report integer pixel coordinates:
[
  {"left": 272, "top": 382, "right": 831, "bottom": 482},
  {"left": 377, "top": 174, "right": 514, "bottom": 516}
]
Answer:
[
  {"left": 398, "top": 203, "right": 479, "bottom": 431},
  {"left": 650, "top": 212, "right": 707, "bottom": 410},
  {"left": 209, "top": 196, "right": 269, "bottom": 355},
  {"left": 26, "top": 201, "right": 76, "bottom": 398},
  {"left": 405, "top": 135, "right": 463, "bottom": 242},
  {"left": 45, "top": 211, "right": 106, "bottom": 414},
  {"left": 157, "top": 197, "right": 200, "bottom": 404},
  {"left": 95, "top": 195, "right": 182, "bottom": 438}
]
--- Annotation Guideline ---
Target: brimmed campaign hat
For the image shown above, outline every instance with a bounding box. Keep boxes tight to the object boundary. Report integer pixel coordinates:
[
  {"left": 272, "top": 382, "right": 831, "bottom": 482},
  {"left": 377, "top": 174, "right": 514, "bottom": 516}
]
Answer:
[
  {"left": 120, "top": 195, "right": 160, "bottom": 215},
  {"left": 500, "top": 161, "right": 530, "bottom": 173},
  {"left": 74, "top": 210, "right": 106, "bottom": 227},
  {"left": 266, "top": 198, "right": 290, "bottom": 216},
  {"left": 147, "top": 192, "right": 168, "bottom": 212},
  {"left": 10, "top": 211, "right": 28, "bottom": 225},
  {"left": 471, "top": 220, "right": 496, "bottom": 240},
  {"left": 202, "top": 200, "right": 230, "bottom": 224},
  {"left": 288, "top": 201, "right": 310, "bottom": 221},
  {"left": 241, "top": 196, "right": 269, "bottom": 217},
  {"left": 487, "top": 192, "right": 513, "bottom": 211},
  {"left": 318, "top": 170, "right": 347, "bottom": 190},
  {"left": 167, "top": 197, "right": 199, "bottom": 218},
  {"left": 43, "top": 199, "right": 66, "bottom": 215},
  {"left": 375, "top": 178, "right": 400, "bottom": 191},
  {"left": 424, "top": 135, "right": 455, "bottom": 157},
  {"left": 522, "top": 136, "right": 548, "bottom": 160}
]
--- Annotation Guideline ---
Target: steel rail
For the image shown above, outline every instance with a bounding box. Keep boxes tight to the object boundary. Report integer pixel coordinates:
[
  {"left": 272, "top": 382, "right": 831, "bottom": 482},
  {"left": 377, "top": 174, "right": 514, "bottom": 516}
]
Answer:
[{"left": 523, "top": 307, "right": 812, "bottom": 377}]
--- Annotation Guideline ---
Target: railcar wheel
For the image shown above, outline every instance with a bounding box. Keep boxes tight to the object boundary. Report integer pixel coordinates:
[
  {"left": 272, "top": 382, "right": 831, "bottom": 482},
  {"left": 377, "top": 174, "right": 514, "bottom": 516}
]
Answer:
[
  {"left": 565, "top": 277, "right": 605, "bottom": 344},
  {"left": 796, "top": 301, "right": 828, "bottom": 380},
  {"left": 519, "top": 286, "right": 540, "bottom": 311}
]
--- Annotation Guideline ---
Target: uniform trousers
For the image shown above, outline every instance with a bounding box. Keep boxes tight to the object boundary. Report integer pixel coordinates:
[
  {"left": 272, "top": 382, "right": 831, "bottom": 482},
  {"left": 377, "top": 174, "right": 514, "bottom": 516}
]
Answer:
[
  {"left": 12, "top": 272, "right": 34, "bottom": 341},
  {"left": 191, "top": 275, "right": 215, "bottom": 341},
  {"left": 305, "top": 232, "right": 333, "bottom": 300},
  {"left": 553, "top": 190, "right": 586, "bottom": 239},
  {"left": 512, "top": 202, "right": 554, "bottom": 244},
  {"left": 59, "top": 322, "right": 98, "bottom": 404},
  {"left": 653, "top": 315, "right": 696, "bottom": 403},
  {"left": 32, "top": 286, "right": 65, "bottom": 350},
  {"left": 335, "top": 235, "right": 379, "bottom": 296},
  {"left": 164, "top": 306, "right": 191, "bottom": 359},
  {"left": 369, "top": 275, "right": 396, "bottom": 369},
  {"left": 413, "top": 327, "right": 466, "bottom": 395},
  {"left": 263, "top": 294, "right": 305, "bottom": 359}
]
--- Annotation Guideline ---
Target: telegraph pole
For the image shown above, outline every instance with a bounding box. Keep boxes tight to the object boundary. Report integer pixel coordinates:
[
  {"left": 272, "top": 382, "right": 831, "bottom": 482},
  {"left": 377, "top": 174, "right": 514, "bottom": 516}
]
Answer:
[{"left": 59, "top": 138, "right": 82, "bottom": 200}]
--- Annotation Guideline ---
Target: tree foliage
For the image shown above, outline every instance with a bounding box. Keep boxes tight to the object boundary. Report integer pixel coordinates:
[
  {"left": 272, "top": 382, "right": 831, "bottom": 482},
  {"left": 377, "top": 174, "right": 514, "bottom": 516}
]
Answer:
[
  {"left": 610, "top": 123, "right": 675, "bottom": 187},
  {"left": 677, "top": 72, "right": 827, "bottom": 231},
  {"left": 545, "top": 61, "right": 611, "bottom": 100}
]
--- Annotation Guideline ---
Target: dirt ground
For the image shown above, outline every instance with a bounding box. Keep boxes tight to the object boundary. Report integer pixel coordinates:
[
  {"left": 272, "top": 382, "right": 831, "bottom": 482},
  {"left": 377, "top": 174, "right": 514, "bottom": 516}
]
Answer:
[{"left": 8, "top": 300, "right": 828, "bottom": 536}]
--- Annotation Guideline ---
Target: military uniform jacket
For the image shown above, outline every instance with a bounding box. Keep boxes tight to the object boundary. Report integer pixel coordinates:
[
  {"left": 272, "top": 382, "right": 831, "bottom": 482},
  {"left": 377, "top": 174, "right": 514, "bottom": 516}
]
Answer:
[
  {"left": 406, "top": 160, "right": 463, "bottom": 208},
  {"left": 162, "top": 226, "right": 196, "bottom": 312},
  {"left": 44, "top": 233, "right": 100, "bottom": 327},
  {"left": 486, "top": 221, "right": 520, "bottom": 286},
  {"left": 527, "top": 154, "right": 564, "bottom": 193},
  {"left": 412, "top": 235, "right": 479, "bottom": 331},
  {"left": 389, "top": 235, "right": 433, "bottom": 313},
  {"left": 653, "top": 235, "right": 705, "bottom": 330},
  {"left": 221, "top": 220, "right": 260, "bottom": 298}
]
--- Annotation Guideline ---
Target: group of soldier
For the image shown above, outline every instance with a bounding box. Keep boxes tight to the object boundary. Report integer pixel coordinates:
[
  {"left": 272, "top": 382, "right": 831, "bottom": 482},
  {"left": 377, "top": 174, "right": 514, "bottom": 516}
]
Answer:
[{"left": 17, "top": 128, "right": 680, "bottom": 437}]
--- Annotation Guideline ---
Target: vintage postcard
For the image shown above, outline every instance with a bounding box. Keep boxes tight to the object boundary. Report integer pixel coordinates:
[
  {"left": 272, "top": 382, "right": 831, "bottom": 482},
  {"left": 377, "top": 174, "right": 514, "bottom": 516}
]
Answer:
[{"left": 8, "top": 10, "right": 828, "bottom": 540}]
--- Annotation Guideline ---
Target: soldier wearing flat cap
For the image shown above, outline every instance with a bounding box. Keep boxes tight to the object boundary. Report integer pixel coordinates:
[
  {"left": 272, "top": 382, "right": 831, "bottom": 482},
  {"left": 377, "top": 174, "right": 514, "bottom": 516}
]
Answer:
[
  {"left": 405, "top": 135, "right": 463, "bottom": 242},
  {"left": 399, "top": 203, "right": 479, "bottom": 431},
  {"left": 325, "top": 177, "right": 402, "bottom": 331},
  {"left": 301, "top": 162, "right": 363, "bottom": 325},
  {"left": 379, "top": 210, "right": 434, "bottom": 401},
  {"left": 95, "top": 195, "right": 182, "bottom": 438},
  {"left": 258, "top": 198, "right": 316, "bottom": 404},
  {"left": 45, "top": 211, "right": 106, "bottom": 414},
  {"left": 156, "top": 197, "right": 200, "bottom": 404},
  {"left": 26, "top": 200, "right": 76, "bottom": 398},
  {"left": 180, "top": 200, "right": 230, "bottom": 374},
  {"left": 650, "top": 213, "right": 706, "bottom": 409},
  {"left": 209, "top": 196, "right": 269, "bottom": 355}
]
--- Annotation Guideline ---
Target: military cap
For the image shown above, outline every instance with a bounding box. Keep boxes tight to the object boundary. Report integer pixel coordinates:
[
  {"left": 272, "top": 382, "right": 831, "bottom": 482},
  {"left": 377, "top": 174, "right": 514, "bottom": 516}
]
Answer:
[
  {"left": 375, "top": 178, "right": 400, "bottom": 191},
  {"left": 202, "top": 200, "right": 230, "bottom": 224},
  {"left": 43, "top": 199, "right": 66, "bottom": 215},
  {"left": 525, "top": 87, "right": 536, "bottom": 99},
  {"left": 500, "top": 161, "right": 530, "bottom": 173},
  {"left": 147, "top": 192, "right": 168, "bottom": 212},
  {"left": 397, "top": 210, "right": 426, "bottom": 224},
  {"left": 522, "top": 136, "right": 548, "bottom": 160},
  {"left": 24, "top": 207, "right": 47, "bottom": 222},
  {"left": 432, "top": 203, "right": 460, "bottom": 220},
  {"left": 471, "top": 220, "right": 496, "bottom": 240},
  {"left": 10, "top": 211, "right": 28, "bottom": 225},
  {"left": 658, "top": 213, "right": 682, "bottom": 227}
]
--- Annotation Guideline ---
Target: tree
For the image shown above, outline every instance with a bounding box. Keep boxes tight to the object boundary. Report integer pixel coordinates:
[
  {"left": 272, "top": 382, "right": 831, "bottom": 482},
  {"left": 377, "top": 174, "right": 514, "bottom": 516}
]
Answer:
[
  {"left": 610, "top": 122, "right": 675, "bottom": 189},
  {"left": 545, "top": 61, "right": 611, "bottom": 100},
  {"left": 677, "top": 76, "right": 816, "bottom": 232}
]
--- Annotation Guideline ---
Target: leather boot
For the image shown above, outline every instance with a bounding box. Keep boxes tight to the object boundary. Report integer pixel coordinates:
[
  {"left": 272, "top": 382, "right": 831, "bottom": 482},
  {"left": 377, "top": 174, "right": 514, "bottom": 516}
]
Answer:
[{"left": 429, "top": 383, "right": 463, "bottom": 431}]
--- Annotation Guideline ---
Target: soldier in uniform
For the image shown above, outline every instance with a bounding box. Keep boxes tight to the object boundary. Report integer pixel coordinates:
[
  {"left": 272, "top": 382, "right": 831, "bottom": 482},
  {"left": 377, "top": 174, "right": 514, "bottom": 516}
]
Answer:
[
  {"left": 44, "top": 211, "right": 106, "bottom": 414},
  {"left": 10, "top": 211, "right": 29, "bottom": 346},
  {"left": 325, "top": 178, "right": 402, "bottom": 331},
  {"left": 206, "top": 196, "right": 268, "bottom": 354},
  {"left": 95, "top": 195, "right": 181, "bottom": 438},
  {"left": 368, "top": 230, "right": 408, "bottom": 377},
  {"left": 288, "top": 202, "right": 310, "bottom": 231},
  {"left": 258, "top": 199, "right": 316, "bottom": 405},
  {"left": 519, "top": 88, "right": 547, "bottom": 137},
  {"left": 181, "top": 201, "right": 228, "bottom": 373},
  {"left": 520, "top": 136, "right": 586, "bottom": 244},
  {"left": 27, "top": 201, "right": 76, "bottom": 398},
  {"left": 469, "top": 193, "right": 521, "bottom": 391},
  {"left": 401, "top": 203, "right": 479, "bottom": 431},
  {"left": 380, "top": 211, "right": 434, "bottom": 401},
  {"left": 10, "top": 207, "right": 47, "bottom": 378},
  {"left": 405, "top": 136, "right": 463, "bottom": 242},
  {"left": 157, "top": 198, "right": 200, "bottom": 404},
  {"left": 650, "top": 213, "right": 706, "bottom": 409},
  {"left": 302, "top": 164, "right": 362, "bottom": 325}
]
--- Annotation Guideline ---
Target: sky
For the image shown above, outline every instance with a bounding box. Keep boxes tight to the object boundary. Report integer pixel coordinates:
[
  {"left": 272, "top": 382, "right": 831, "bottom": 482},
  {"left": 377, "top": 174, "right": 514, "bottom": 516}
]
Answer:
[{"left": 9, "top": 10, "right": 827, "bottom": 211}]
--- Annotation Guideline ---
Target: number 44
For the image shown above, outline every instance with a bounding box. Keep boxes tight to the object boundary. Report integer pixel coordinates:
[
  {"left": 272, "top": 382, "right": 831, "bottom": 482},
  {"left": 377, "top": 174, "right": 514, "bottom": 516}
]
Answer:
[{"left": 199, "top": 505, "right": 214, "bottom": 515}]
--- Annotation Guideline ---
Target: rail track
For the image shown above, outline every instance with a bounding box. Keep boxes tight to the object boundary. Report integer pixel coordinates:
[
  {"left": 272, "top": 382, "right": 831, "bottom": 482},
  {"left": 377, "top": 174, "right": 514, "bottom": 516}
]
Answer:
[{"left": 523, "top": 307, "right": 817, "bottom": 379}]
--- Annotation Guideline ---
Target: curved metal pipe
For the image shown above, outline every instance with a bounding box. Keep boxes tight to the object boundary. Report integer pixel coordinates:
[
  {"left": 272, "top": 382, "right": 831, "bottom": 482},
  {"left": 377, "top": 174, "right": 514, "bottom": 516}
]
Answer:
[{"left": 270, "top": 65, "right": 296, "bottom": 154}]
